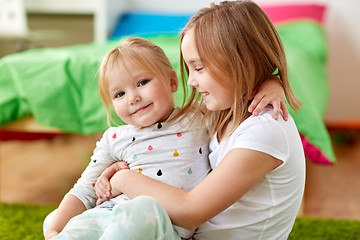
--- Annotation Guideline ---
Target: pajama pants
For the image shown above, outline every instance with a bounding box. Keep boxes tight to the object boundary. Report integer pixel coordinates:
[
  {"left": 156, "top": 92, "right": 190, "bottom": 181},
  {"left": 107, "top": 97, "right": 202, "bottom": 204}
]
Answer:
[{"left": 43, "top": 196, "right": 182, "bottom": 240}]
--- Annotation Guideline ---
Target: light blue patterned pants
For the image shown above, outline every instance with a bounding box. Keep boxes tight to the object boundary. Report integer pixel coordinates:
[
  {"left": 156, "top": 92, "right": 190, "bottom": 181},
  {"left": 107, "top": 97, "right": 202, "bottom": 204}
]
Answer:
[{"left": 44, "top": 196, "right": 181, "bottom": 240}]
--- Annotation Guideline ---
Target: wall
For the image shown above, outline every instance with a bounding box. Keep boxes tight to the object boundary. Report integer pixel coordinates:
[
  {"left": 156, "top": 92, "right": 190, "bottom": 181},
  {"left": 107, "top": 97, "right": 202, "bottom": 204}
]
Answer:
[
  {"left": 123, "top": 0, "right": 360, "bottom": 123},
  {"left": 1, "top": 0, "right": 359, "bottom": 123},
  {"left": 324, "top": 0, "right": 360, "bottom": 122},
  {"left": 0, "top": 14, "right": 93, "bottom": 57}
]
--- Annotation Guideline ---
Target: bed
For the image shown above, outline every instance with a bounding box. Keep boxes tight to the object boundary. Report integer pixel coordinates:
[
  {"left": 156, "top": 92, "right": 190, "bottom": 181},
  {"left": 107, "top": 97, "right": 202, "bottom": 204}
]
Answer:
[{"left": 0, "top": 3, "right": 335, "bottom": 164}]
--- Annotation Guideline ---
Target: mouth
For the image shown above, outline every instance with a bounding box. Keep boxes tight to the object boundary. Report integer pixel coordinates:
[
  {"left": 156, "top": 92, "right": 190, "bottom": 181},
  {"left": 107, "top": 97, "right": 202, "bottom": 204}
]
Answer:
[
  {"left": 132, "top": 103, "right": 151, "bottom": 115},
  {"left": 199, "top": 91, "right": 209, "bottom": 98}
]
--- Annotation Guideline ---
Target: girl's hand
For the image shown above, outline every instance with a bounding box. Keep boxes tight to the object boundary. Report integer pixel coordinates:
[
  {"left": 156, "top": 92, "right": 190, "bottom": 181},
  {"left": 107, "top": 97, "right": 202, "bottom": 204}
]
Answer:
[
  {"left": 248, "top": 77, "right": 289, "bottom": 121},
  {"left": 95, "top": 161, "right": 129, "bottom": 205}
]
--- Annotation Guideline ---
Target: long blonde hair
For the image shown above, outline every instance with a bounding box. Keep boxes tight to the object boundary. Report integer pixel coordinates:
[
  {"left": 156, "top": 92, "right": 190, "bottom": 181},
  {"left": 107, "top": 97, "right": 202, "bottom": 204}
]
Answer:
[
  {"left": 178, "top": 0, "right": 301, "bottom": 138},
  {"left": 98, "top": 37, "right": 176, "bottom": 126}
]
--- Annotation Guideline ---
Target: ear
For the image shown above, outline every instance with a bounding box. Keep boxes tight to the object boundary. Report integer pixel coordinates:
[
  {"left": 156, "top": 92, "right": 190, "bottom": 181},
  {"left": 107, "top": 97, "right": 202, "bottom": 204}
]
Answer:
[{"left": 170, "top": 70, "right": 178, "bottom": 93}]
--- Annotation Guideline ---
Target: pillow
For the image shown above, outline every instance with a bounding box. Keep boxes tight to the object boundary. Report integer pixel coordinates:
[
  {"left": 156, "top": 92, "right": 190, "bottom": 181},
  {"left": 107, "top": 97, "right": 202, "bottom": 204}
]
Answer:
[
  {"left": 110, "top": 12, "right": 191, "bottom": 38},
  {"left": 110, "top": 4, "right": 334, "bottom": 164},
  {"left": 110, "top": 4, "right": 326, "bottom": 38},
  {"left": 0, "top": 4, "right": 335, "bottom": 164}
]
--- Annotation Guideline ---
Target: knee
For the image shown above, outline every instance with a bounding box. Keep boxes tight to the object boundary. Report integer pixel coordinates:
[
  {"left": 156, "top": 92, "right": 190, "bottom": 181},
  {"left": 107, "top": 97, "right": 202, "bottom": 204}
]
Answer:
[
  {"left": 43, "top": 209, "right": 58, "bottom": 237},
  {"left": 114, "top": 195, "right": 168, "bottom": 218},
  {"left": 132, "top": 196, "right": 163, "bottom": 210}
]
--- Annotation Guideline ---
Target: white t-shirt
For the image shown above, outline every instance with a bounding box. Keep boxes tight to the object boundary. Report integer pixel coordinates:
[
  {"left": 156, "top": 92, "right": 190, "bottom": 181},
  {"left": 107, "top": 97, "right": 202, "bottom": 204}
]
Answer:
[{"left": 194, "top": 107, "right": 305, "bottom": 240}]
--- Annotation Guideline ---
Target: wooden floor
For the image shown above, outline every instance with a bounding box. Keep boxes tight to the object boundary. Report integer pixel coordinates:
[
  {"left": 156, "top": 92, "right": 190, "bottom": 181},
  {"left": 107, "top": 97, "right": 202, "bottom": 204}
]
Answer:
[
  {"left": 303, "top": 129, "right": 360, "bottom": 220},
  {"left": 1, "top": 130, "right": 360, "bottom": 220},
  {"left": 0, "top": 134, "right": 100, "bottom": 205}
]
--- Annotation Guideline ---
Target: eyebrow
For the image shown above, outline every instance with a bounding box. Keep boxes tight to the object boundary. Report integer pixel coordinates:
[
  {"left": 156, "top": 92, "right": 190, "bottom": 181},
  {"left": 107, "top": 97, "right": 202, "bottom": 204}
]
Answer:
[{"left": 187, "top": 58, "right": 201, "bottom": 64}]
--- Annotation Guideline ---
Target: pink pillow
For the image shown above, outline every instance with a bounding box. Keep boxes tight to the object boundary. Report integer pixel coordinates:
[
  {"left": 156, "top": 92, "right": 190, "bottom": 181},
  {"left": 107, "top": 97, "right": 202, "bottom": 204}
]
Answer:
[{"left": 261, "top": 4, "right": 326, "bottom": 25}]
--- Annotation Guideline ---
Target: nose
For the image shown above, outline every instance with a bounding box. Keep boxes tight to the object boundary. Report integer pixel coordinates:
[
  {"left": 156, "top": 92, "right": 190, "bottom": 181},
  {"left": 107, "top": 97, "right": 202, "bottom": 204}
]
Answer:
[
  {"left": 187, "top": 74, "right": 198, "bottom": 88},
  {"left": 128, "top": 92, "right": 141, "bottom": 104}
]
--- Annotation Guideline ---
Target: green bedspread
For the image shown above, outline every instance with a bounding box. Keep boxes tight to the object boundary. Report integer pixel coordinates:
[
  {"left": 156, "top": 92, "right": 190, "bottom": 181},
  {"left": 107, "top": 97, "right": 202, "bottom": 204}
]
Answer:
[{"left": 0, "top": 21, "right": 335, "bottom": 164}]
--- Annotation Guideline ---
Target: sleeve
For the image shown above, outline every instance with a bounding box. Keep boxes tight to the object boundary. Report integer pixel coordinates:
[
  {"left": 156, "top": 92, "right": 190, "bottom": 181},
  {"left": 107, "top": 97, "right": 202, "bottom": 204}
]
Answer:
[
  {"left": 231, "top": 115, "right": 290, "bottom": 164},
  {"left": 67, "top": 128, "right": 118, "bottom": 209}
]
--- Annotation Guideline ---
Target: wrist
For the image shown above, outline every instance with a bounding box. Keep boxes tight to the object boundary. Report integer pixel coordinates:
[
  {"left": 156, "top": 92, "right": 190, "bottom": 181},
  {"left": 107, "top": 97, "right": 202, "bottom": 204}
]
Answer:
[{"left": 110, "top": 169, "right": 131, "bottom": 195}]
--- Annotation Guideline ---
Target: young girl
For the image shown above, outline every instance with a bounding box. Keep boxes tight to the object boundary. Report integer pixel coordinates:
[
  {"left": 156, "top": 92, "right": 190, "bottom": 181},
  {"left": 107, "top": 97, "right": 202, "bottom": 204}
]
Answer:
[
  {"left": 44, "top": 37, "right": 210, "bottom": 240},
  {"left": 44, "top": 36, "right": 285, "bottom": 239},
  {"left": 97, "top": 0, "right": 305, "bottom": 239}
]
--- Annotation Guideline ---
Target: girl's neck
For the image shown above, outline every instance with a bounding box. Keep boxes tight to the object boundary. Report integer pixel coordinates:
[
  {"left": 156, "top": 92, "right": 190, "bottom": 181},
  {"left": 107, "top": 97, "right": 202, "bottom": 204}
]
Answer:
[
  {"left": 217, "top": 118, "right": 233, "bottom": 143},
  {"left": 216, "top": 111, "right": 252, "bottom": 143},
  {"left": 159, "top": 107, "right": 176, "bottom": 123}
]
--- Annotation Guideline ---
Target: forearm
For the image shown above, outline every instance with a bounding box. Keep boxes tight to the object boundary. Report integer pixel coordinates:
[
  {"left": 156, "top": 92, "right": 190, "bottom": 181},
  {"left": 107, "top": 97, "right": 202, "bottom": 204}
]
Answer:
[
  {"left": 109, "top": 149, "right": 278, "bottom": 231},
  {"left": 110, "top": 170, "right": 197, "bottom": 229},
  {"left": 45, "top": 194, "right": 86, "bottom": 239}
]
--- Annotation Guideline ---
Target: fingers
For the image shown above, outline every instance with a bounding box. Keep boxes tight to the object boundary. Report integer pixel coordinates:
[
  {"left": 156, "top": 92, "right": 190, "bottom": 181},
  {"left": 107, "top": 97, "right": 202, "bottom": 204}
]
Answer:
[
  {"left": 94, "top": 161, "right": 130, "bottom": 206},
  {"left": 96, "top": 196, "right": 106, "bottom": 206},
  {"left": 271, "top": 99, "right": 289, "bottom": 121},
  {"left": 271, "top": 100, "right": 280, "bottom": 120},
  {"left": 252, "top": 101, "right": 268, "bottom": 117},
  {"left": 248, "top": 99, "right": 258, "bottom": 115},
  {"left": 95, "top": 177, "right": 108, "bottom": 191},
  {"left": 101, "top": 161, "right": 129, "bottom": 180},
  {"left": 248, "top": 94, "right": 266, "bottom": 117},
  {"left": 247, "top": 88, "right": 258, "bottom": 113},
  {"left": 117, "top": 161, "right": 130, "bottom": 170},
  {"left": 96, "top": 194, "right": 110, "bottom": 206},
  {"left": 248, "top": 95, "right": 289, "bottom": 121},
  {"left": 250, "top": 76, "right": 287, "bottom": 119},
  {"left": 95, "top": 189, "right": 110, "bottom": 206},
  {"left": 281, "top": 100, "right": 289, "bottom": 121},
  {"left": 94, "top": 177, "right": 111, "bottom": 201},
  {"left": 248, "top": 91, "right": 263, "bottom": 116}
]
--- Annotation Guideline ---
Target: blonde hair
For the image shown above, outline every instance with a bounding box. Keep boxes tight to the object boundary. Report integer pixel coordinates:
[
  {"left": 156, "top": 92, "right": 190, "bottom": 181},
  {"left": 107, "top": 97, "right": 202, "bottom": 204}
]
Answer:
[
  {"left": 98, "top": 37, "right": 176, "bottom": 126},
  {"left": 178, "top": 0, "right": 301, "bottom": 138}
]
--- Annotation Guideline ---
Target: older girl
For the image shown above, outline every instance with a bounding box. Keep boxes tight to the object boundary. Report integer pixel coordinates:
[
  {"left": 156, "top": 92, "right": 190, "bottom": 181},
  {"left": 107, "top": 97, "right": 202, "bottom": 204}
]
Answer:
[{"left": 98, "top": 0, "right": 305, "bottom": 239}]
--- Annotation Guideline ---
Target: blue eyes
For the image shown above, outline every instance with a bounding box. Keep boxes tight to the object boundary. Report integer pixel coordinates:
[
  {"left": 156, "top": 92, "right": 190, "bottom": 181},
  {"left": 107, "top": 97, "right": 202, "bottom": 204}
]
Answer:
[
  {"left": 114, "top": 79, "right": 149, "bottom": 98},
  {"left": 115, "top": 92, "right": 125, "bottom": 98},
  {"left": 139, "top": 79, "right": 149, "bottom": 86}
]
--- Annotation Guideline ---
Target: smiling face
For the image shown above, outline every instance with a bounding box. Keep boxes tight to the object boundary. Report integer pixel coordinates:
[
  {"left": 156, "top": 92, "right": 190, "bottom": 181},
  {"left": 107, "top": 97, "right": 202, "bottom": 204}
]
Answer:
[
  {"left": 107, "top": 59, "right": 177, "bottom": 127},
  {"left": 181, "top": 28, "right": 234, "bottom": 112}
]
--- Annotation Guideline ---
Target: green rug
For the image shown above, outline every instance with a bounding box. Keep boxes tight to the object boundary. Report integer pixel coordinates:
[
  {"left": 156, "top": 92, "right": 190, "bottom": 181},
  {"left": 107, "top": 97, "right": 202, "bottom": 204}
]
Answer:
[
  {"left": 289, "top": 217, "right": 360, "bottom": 240},
  {"left": 1, "top": 203, "right": 359, "bottom": 239},
  {"left": 0, "top": 203, "right": 56, "bottom": 240}
]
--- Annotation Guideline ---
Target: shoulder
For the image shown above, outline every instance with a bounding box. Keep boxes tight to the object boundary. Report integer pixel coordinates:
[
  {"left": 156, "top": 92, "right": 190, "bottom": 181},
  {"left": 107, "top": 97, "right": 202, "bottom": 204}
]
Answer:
[
  {"left": 102, "top": 125, "right": 134, "bottom": 137},
  {"left": 97, "top": 125, "right": 136, "bottom": 146},
  {"left": 229, "top": 107, "right": 298, "bottom": 162},
  {"left": 237, "top": 107, "right": 288, "bottom": 137}
]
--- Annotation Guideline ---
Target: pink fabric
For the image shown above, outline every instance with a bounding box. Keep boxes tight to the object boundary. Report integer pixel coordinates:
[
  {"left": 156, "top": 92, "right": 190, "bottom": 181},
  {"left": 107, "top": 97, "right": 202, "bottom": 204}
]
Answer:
[
  {"left": 261, "top": 4, "right": 326, "bottom": 25},
  {"left": 300, "top": 134, "right": 333, "bottom": 165}
]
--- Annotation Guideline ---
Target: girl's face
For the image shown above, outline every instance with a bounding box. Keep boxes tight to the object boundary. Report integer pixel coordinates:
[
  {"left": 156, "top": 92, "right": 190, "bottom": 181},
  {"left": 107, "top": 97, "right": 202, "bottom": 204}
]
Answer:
[
  {"left": 107, "top": 60, "right": 177, "bottom": 127},
  {"left": 181, "top": 28, "right": 234, "bottom": 111}
]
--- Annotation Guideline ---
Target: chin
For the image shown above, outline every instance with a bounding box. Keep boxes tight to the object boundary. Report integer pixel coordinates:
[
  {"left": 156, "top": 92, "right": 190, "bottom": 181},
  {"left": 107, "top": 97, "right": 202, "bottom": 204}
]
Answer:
[
  {"left": 204, "top": 103, "right": 218, "bottom": 111},
  {"left": 205, "top": 107, "right": 217, "bottom": 112},
  {"left": 206, "top": 104, "right": 229, "bottom": 112},
  {"left": 139, "top": 118, "right": 158, "bottom": 128}
]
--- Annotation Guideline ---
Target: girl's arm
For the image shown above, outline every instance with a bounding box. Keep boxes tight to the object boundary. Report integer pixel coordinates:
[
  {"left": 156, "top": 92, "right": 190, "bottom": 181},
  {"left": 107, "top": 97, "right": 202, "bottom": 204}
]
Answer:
[
  {"left": 95, "top": 77, "right": 287, "bottom": 203},
  {"left": 45, "top": 195, "right": 86, "bottom": 240},
  {"left": 249, "top": 77, "right": 288, "bottom": 120},
  {"left": 110, "top": 148, "right": 282, "bottom": 230},
  {"left": 46, "top": 130, "right": 118, "bottom": 239},
  {"left": 95, "top": 161, "right": 129, "bottom": 205}
]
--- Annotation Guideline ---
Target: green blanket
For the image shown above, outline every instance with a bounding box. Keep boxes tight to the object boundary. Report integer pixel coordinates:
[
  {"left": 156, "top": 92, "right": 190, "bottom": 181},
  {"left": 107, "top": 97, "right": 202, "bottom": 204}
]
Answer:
[{"left": 0, "top": 21, "right": 335, "bottom": 164}]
